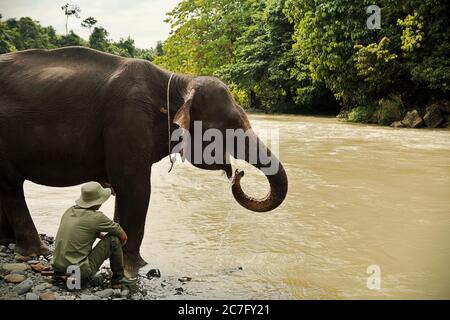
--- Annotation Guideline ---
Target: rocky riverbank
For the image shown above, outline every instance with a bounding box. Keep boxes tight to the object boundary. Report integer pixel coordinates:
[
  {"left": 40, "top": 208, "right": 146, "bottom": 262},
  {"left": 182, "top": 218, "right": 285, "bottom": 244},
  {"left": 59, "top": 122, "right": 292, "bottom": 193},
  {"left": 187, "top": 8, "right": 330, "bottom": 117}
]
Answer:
[
  {"left": 0, "top": 235, "right": 194, "bottom": 300},
  {"left": 390, "top": 101, "right": 450, "bottom": 129}
]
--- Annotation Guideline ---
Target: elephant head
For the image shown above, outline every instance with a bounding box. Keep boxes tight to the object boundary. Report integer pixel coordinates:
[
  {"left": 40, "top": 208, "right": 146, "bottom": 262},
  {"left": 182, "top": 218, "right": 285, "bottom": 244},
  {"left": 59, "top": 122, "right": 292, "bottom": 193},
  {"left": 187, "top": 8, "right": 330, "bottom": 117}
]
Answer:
[{"left": 172, "top": 76, "right": 288, "bottom": 212}]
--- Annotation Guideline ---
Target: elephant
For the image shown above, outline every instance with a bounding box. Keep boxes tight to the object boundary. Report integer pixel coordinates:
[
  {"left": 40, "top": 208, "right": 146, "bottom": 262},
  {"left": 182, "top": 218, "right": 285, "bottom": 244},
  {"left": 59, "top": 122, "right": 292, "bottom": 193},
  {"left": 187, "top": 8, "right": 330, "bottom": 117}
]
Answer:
[{"left": 0, "top": 46, "right": 288, "bottom": 273}]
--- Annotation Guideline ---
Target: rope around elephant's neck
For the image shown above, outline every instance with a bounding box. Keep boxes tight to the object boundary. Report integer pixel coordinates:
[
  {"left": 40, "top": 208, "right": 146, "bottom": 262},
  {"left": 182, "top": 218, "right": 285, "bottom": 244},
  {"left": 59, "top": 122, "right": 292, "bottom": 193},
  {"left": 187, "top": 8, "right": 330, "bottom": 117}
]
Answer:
[{"left": 167, "top": 73, "right": 175, "bottom": 173}]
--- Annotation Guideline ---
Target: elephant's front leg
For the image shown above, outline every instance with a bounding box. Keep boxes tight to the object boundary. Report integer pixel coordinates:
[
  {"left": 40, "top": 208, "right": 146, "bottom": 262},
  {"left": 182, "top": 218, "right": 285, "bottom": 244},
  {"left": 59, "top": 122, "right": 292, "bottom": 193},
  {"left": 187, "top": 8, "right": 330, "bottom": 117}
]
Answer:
[
  {"left": 105, "top": 106, "right": 153, "bottom": 276},
  {"left": 113, "top": 178, "right": 150, "bottom": 276},
  {"left": 0, "top": 202, "right": 15, "bottom": 245}
]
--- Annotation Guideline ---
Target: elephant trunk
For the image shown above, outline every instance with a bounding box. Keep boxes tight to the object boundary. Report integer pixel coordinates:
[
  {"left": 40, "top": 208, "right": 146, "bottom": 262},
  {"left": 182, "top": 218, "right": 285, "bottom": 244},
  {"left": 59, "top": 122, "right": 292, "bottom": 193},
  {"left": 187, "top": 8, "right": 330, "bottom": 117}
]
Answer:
[{"left": 231, "top": 133, "right": 288, "bottom": 212}]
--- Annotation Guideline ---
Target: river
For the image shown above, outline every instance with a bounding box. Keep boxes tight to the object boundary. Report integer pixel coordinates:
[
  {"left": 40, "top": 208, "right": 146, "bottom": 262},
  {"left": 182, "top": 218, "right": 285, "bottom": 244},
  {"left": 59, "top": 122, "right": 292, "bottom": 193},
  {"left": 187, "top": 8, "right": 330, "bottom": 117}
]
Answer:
[{"left": 24, "top": 114, "right": 450, "bottom": 299}]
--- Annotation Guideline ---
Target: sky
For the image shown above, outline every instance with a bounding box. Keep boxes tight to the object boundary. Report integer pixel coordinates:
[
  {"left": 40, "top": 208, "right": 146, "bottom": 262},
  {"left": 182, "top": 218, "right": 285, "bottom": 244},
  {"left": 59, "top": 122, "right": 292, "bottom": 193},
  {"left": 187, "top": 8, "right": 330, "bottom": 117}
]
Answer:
[{"left": 0, "top": 0, "right": 182, "bottom": 49}]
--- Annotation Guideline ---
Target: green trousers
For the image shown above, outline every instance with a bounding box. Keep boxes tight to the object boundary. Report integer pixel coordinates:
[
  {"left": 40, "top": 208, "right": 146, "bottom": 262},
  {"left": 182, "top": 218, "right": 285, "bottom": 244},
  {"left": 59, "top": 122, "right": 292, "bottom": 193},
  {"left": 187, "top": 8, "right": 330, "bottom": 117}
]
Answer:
[{"left": 88, "top": 234, "right": 124, "bottom": 281}]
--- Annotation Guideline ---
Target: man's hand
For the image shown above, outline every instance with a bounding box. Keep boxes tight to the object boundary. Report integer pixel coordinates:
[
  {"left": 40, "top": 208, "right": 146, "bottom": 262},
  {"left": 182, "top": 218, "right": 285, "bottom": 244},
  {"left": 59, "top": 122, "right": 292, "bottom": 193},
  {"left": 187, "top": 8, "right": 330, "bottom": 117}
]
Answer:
[{"left": 119, "top": 230, "right": 128, "bottom": 246}]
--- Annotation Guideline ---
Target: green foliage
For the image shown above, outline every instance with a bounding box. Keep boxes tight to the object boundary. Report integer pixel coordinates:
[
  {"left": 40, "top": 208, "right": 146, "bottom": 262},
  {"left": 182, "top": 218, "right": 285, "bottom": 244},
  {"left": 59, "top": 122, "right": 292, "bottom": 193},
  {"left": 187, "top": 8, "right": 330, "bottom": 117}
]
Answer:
[
  {"left": 0, "top": 18, "right": 17, "bottom": 53},
  {"left": 157, "top": 0, "right": 338, "bottom": 114},
  {"left": 373, "top": 94, "right": 405, "bottom": 125},
  {"left": 354, "top": 37, "right": 401, "bottom": 102},
  {"left": 0, "top": 13, "right": 159, "bottom": 61},
  {"left": 89, "top": 27, "right": 109, "bottom": 51},
  {"left": 1, "top": 0, "right": 449, "bottom": 121},
  {"left": 398, "top": 13, "right": 424, "bottom": 53},
  {"left": 58, "top": 31, "right": 86, "bottom": 47},
  {"left": 347, "top": 106, "right": 374, "bottom": 123}
]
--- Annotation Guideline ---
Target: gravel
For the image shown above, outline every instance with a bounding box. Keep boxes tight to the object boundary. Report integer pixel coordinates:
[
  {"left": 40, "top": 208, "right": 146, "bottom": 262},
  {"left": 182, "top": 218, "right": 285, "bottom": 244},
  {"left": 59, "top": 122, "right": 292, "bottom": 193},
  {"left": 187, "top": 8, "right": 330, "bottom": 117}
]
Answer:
[{"left": 1, "top": 236, "right": 194, "bottom": 300}]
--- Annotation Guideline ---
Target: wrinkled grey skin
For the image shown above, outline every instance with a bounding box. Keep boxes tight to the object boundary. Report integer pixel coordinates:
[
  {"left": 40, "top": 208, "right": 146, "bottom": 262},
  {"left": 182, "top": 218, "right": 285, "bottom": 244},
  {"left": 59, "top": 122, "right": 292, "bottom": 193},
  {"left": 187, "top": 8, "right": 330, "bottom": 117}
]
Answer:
[{"left": 0, "top": 47, "right": 288, "bottom": 273}]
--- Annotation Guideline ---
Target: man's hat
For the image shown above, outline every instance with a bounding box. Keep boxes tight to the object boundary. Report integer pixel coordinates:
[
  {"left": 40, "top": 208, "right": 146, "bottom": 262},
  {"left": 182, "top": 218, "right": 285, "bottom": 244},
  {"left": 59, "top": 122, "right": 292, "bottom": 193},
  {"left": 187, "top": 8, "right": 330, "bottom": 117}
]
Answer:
[{"left": 76, "top": 182, "right": 112, "bottom": 209}]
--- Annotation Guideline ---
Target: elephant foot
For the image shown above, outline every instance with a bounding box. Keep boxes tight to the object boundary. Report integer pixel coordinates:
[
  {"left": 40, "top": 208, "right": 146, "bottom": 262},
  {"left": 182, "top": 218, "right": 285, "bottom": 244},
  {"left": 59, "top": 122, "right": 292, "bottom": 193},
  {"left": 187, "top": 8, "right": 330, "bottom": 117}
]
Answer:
[
  {"left": 0, "top": 237, "right": 15, "bottom": 246},
  {"left": 14, "top": 240, "right": 50, "bottom": 258},
  {"left": 0, "top": 211, "right": 15, "bottom": 246},
  {"left": 123, "top": 251, "right": 147, "bottom": 277}
]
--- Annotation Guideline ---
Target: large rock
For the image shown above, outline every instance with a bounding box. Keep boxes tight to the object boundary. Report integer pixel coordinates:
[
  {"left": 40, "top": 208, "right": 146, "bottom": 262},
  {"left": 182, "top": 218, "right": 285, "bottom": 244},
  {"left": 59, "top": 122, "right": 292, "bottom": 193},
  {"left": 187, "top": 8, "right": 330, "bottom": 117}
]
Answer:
[
  {"left": 13, "top": 279, "right": 34, "bottom": 295},
  {"left": 436, "top": 100, "right": 450, "bottom": 114},
  {"left": 94, "top": 288, "right": 114, "bottom": 298},
  {"left": 390, "top": 121, "right": 405, "bottom": 128},
  {"left": 4, "top": 274, "right": 27, "bottom": 283},
  {"left": 1, "top": 263, "right": 30, "bottom": 274},
  {"left": 402, "top": 110, "right": 423, "bottom": 128},
  {"left": 25, "top": 292, "right": 39, "bottom": 301},
  {"left": 443, "top": 114, "right": 450, "bottom": 122},
  {"left": 424, "top": 105, "right": 445, "bottom": 128}
]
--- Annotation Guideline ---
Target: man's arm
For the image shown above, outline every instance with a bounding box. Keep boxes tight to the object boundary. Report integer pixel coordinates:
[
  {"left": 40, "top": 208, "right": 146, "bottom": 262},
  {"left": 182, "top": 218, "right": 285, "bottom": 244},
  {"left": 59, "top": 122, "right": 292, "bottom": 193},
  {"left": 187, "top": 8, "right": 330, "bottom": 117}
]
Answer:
[
  {"left": 95, "top": 212, "right": 126, "bottom": 241},
  {"left": 118, "top": 229, "right": 128, "bottom": 246}
]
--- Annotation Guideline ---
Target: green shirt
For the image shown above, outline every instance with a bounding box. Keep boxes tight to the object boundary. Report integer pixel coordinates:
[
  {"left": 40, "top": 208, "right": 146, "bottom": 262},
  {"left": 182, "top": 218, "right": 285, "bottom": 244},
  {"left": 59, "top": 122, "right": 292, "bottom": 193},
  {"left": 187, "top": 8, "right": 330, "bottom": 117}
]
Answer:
[{"left": 52, "top": 206, "right": 124, "bottom": 278}]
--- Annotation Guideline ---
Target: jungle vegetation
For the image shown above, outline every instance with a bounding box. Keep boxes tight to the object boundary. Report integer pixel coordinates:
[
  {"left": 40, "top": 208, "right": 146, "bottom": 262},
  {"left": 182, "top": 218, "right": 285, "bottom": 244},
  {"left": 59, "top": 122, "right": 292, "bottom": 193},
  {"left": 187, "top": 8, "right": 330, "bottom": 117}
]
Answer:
[{"left": 1, "top": 0, "right": 449, "bottom": 122}]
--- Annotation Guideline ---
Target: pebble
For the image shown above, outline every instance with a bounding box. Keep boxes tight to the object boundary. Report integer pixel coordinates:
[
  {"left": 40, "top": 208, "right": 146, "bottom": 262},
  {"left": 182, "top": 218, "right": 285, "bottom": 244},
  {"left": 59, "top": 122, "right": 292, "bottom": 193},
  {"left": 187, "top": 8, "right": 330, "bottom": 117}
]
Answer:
[
  {"left": 58, "top": 295, "right": 76, "bottom": 300},
  {"left": 33, "top": 282, "right": 53, "bottom": 293},
  {"left": 27, "top": 260, "right": 40, "bottom": 265},
  {"left": 80, "top": 294, "right": 101, "bottom": 301},
  {"left": 178, "top": 276, "right": 192, "bottom": 283},
  {"left": 15, "top": 255, "right": 33, "bottom": 263},
  {"left": 0, "top": 245, "right": 7, "bottom": 252},
  {"left": 8, "top": 243, "right": 15, "bottom": 251},
  {"left": 94, "top": 288, "right": 114, "bottom": 298},
  {"left": 31, "top": 262, "right": 51, "bottom": 273},
  {"left": 1, "top": 263, "right": 30, "bottom": 273},
  {"left": 4, "top": 274, "right": 27, "bottom": 283},
  {"left": 13, "top": 279, "right": 34, "bottom": 295},
  {"left": 40, "top": 291, "right": 59, "bottom": 300},
  {"left": 89, "top": 274, "right": 104, "bottom": 287},
  {"left": 121, "top": 289, "right": 130, "bottom": 298},
  {"left": 131, "top": 293, "right": 143, "bottom": 300},
  {"left": 0, "top": 253, "right": 9, "bottom": 257},
  {"left": 25, "top": 292, "right": 39, "bottom": 301},
  {"left": 146, "top": 269, "right": 161, "bottom": 279}
]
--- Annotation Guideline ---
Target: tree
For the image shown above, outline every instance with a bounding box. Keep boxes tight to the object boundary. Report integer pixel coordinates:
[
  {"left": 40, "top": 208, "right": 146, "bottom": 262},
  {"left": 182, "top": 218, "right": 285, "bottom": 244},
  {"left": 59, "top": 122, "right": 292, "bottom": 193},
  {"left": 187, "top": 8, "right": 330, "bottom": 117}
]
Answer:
[
  {"left": 4, "top": 17, "right": 54, "bottom": 50},
  {"left": 81, "top": 17, "right": 97, "bottom": 34},
  {"left": 154, "top": 40, "right": 164, "bottom": 57},
  {"left": 220, "top": 0, "right": 303, "bottom": 112},
  {"left": 155, "top": 0, "right": 252, "bottom": 75},
  {"left": 117, "top": 36, "right": 136, "bottom": 57},
  {"left": 89, "top": 26, "right": 109, "bottom": 51},
  {"left": 58, "top": 30, "right": 85, "bottom": 47},
  {"left": 61, "top": 3, "right": 81, "bottom": 35}
]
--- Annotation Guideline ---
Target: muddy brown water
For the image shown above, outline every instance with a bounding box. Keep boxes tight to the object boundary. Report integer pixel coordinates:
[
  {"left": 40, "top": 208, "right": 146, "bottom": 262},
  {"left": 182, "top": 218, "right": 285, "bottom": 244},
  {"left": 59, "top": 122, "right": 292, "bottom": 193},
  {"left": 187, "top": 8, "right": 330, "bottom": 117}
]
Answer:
[{"left": 25, "top": 114, "right": 450, "bottom": 299}]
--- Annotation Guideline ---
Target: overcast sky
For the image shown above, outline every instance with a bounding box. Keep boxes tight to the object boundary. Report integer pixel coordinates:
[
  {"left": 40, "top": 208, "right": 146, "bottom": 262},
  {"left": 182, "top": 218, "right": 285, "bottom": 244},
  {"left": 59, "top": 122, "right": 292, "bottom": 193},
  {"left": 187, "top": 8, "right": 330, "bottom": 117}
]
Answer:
[{"left": 0, "top": 0, "right": 182, "bottom": 49}]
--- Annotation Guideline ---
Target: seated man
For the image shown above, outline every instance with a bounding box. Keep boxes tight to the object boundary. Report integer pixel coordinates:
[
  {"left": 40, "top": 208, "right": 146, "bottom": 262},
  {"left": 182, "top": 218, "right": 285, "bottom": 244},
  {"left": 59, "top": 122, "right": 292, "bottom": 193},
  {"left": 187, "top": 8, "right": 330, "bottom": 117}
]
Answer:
[{"left": 52, "top": 182, "right": 132, "bottom": 288}]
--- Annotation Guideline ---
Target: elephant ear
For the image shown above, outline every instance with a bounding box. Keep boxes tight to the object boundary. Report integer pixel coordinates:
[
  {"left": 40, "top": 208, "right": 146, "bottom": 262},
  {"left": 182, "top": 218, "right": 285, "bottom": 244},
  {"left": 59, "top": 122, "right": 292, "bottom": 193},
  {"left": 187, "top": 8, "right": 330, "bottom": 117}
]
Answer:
[{"left": 173, "top": 89, "right": 196, "bottom": 131}]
